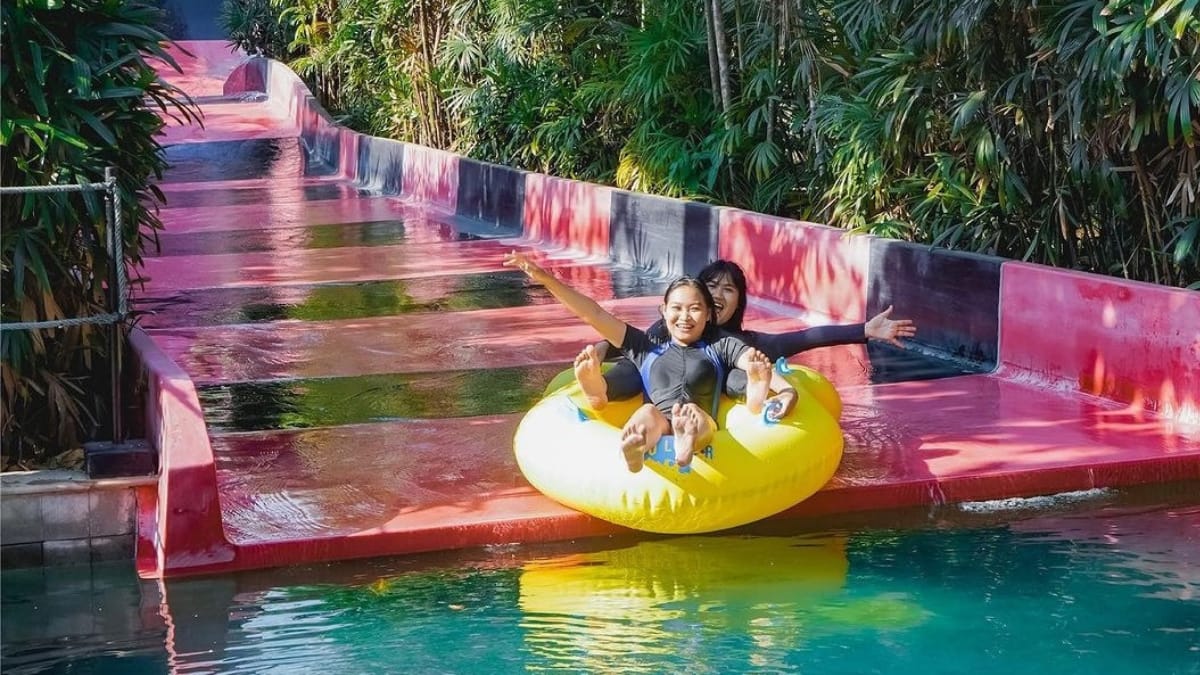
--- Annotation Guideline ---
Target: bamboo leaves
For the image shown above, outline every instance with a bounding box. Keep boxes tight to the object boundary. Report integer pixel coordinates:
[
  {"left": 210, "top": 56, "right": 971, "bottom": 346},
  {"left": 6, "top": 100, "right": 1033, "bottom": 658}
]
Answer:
[
  {"left": 256, "top": 0, "right": 1197, "bottom": 287},
  {"left": 3, "top": 0, "right": 198, "bottom": 461}
]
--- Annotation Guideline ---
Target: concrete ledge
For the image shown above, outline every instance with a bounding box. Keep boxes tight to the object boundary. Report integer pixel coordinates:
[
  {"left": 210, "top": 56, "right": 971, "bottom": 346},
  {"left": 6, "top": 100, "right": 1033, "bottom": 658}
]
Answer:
[
  {"left": 869, "top": 239, "right": 1005, "bottom": 368},
  {"left": 522, "top": 174, "right": 612, "bottom": 257},
  {"left": 128, "top": 327, "right": 236, "bottom": 577},
  {"left": 223, "top": 57, "right": 267, "bottom": 95},
  {"left": 1, "top": 470, "right": 155, "bottom": 496},
  {"left": 262, "top": 59, "right": 342, "bottom": 170},
  {"left": 1, "top": 470, "right": 147, "bottom": 569},
  {"left": 456, "top": 157, "right": 526, "bottom": 232},
  {"left": 402, "top": 144, "right": 459, "bottom": 212},
  {"left": 998, "top": 263, "right": 1200, "bottom": 426},
  {"left": 610, "top": 191, "right": 718, "bottom": 278},
  {"left": 355, "top": 135, "right": 405, "bottom": 193}
]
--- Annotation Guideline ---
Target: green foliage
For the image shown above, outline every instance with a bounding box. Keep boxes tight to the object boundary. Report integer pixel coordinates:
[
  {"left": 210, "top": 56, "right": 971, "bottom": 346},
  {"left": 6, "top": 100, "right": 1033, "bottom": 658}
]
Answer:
[
  {"left": 266, "top": 0, "right": 1197, "bottom": 288},
  {"left": 814, "top": 0, "right": 1200, "bottom": 286},
  {"left": 220, "top": 0, "right": 294, "bottom": 59},
  {"left": 1, "top": 0, "right": 198, "bottom": 463}
]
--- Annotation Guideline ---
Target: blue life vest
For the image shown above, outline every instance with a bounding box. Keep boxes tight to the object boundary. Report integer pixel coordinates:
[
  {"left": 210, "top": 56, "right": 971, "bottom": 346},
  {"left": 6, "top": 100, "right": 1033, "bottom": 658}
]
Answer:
[{"left": 636, "top": 340, "right": 725, "bottom": 421}]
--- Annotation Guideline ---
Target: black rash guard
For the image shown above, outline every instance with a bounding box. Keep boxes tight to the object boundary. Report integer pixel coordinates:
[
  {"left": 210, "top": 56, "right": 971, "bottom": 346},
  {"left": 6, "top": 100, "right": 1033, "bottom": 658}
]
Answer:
[
  {"left": 602, "top": 319, "right": 867, "bottom": 400},
  {"left": 618, "top": 324, "right": 750, "bottom": 419}
]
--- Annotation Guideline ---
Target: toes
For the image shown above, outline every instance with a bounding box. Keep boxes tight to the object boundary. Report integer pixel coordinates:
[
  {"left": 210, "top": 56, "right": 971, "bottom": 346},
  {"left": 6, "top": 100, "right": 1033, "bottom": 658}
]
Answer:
[{"left": 620, "top": 429, "right": 646, "bottom": 473}]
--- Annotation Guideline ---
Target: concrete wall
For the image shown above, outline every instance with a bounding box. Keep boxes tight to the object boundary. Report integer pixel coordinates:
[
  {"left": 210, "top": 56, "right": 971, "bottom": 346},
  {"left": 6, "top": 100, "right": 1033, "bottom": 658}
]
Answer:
[
  {"left": 0, "top": 473, "right": 150, "bottom": 568},
  {"left": 256, "top": 50, "right": 1200, "bottom": 419}
]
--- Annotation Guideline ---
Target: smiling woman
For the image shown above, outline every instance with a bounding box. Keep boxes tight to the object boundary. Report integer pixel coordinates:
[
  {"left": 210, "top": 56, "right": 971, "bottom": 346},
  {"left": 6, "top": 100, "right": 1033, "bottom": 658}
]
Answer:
[
  {"left": 590, "top": 259, "right": 916, "bottom": 411},
  {"left": 504, "top": 251, "right": 793, "bottom": 471}
]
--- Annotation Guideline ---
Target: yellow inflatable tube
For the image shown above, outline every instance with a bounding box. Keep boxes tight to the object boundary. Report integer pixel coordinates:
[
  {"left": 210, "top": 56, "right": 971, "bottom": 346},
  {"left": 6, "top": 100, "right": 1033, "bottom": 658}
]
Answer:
[{"left": 513, "top": 362, "right": 844, "bottom": 533}]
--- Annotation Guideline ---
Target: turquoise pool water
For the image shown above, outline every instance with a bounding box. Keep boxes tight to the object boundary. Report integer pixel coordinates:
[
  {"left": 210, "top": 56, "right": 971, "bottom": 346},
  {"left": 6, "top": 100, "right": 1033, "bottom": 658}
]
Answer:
[{"left": 3, "top": 484, "right": 1197, "bottom": 674}]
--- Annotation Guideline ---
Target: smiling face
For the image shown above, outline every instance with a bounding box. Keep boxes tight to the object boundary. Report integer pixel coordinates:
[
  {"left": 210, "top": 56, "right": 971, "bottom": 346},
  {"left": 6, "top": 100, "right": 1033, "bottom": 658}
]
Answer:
[
  {"left": 698, "top": 260, "right": 749, "bottom": 331},
  {"left": 661, "top": 283, "right": 713, "bottom": 345},
  {"left": 705, "top": 272, "right": 741, "bottom": 327}
]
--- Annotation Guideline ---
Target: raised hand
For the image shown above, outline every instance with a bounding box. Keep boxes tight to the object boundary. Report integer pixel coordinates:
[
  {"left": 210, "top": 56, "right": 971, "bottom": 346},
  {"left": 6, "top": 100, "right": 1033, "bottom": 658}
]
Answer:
[
  {"left": 864, "top": 305, "right": 917, "bottom": 348},
  {"left": 503, "top": 250, "right": 548, "bottom": 281}
]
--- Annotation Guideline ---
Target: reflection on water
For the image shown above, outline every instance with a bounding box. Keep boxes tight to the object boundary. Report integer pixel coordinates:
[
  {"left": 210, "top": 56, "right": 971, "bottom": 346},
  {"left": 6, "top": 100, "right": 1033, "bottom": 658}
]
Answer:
[
  {"left": 3, "top": 488, "right": 1199, "bottom": 674},
  {"left": 139, "top": 272, "right": 546, "bottom": 327},
  {"left": 517, "top": 535, "right": 924, "bottom": 673},
  {"left": 161, "top": 138, "right": 304, "bottom": 183},
  {"left": 199, "top": 364, "right": 569, "bottom": 432},
  {"left": 151, "top": 220, "right": 461, "bottom": 257},
  {"left": 0, "top": 563, "right": 168, "bottom": 674},
  {"left": 135, "top": 269, "right": 668, "bottom": 329},
  {"left": 158, "top": 183, "right": 361, "bottom": 210}
]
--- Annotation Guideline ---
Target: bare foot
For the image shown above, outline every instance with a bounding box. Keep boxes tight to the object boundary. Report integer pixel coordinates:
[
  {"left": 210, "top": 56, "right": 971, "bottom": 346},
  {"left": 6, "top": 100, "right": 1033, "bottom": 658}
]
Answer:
[
  {"left": 745, "top": 348, "right": 771, "bottom": 414},
  {"left": 619, "top": 424, "right": 647, "bottom": 473},
  {"left": 671, "top": 403, "right": 701, "bottom": 467},
  {"left": 574, "top": 344, "right": 609, "bottom": 410}
]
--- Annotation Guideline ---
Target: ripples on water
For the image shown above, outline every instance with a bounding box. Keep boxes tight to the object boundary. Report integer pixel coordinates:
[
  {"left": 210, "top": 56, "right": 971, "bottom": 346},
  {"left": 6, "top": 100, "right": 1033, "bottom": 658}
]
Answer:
[{"left": 2, "top": 486, "right": 1198, "bottom": 674}]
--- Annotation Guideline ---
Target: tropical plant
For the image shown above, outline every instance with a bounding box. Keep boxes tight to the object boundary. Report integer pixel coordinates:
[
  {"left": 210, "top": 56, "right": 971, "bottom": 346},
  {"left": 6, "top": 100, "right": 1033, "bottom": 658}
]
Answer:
[
  {"left": 809, "top": 0, "right": 1199, "bottom": 286},
  {"left": 220, "top": 0, "right": 294, "bottom": 58},
  {"left": 1, "top": 0, "right": 199, "bottom": 464},
  {"left": 265, "top": 0, "right": 1198, "bottom": 288}
]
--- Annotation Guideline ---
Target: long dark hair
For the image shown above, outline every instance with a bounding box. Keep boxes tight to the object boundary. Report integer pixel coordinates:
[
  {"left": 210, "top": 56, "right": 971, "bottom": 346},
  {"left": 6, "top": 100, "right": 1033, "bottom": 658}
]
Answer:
[{"left": 697, "top": 259, "right": 748, "bottom": 331}]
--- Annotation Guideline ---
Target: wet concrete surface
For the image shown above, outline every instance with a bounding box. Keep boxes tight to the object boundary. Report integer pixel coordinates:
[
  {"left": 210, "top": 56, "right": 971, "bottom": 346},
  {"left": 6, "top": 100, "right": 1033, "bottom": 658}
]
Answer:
[
  {"left": 160, "top": 183, "right": 362, "bottom": 210},
  {"left": 162, "top": 138, "right": 306, "bottom": 183},
  {"left": 135, "top": 269, "right": 668, "bottom": 328},
  {"left": 149, "top": 220, "right": 426, "bottom": 257},
  {"left": 198, "top": 364, "right": 569, "bottom": 433}
]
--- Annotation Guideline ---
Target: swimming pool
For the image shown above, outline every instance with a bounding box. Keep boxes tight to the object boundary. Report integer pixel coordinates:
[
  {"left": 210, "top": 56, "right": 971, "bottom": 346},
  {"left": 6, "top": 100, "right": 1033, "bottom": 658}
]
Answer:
[{"left": 3, "top": 482, "right": 1197, "bottom": 674}]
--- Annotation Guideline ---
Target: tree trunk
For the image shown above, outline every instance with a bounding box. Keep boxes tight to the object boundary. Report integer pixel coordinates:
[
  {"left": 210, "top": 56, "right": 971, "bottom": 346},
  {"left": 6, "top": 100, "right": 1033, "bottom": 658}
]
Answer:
[
  {"left": 711, "top": 0, "right": 733, "bottom": 123},
  {"left": 732, "top": 0, "right": 744, "bottom": 73},
  {"left": 415, "top": 0, "right": 442, "bottom": 147},
  {"left": 702, "top": 0, "right": 721, "bottom": 111}
]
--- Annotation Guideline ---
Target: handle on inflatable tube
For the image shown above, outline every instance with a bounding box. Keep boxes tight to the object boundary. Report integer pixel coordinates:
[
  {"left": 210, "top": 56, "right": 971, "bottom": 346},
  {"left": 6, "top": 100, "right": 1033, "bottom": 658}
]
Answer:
[
  {"left": 762, "top": 398, "right": 785, "bottom": 426},
  {"left": 760, "top": 357, "right": 793, "bottom": 425}
]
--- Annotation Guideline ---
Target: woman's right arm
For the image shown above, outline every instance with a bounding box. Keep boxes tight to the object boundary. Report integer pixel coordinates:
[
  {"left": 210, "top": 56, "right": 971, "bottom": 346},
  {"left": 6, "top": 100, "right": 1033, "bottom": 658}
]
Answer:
[
  {"left": 504, "top": 251, "right": 628, "bottom": 346},
  {"left": 759, "top": 305, "right": 916, "bottom": 357},
  {"left": 756, "top": 325, "right": 866, "bottom": 360}
]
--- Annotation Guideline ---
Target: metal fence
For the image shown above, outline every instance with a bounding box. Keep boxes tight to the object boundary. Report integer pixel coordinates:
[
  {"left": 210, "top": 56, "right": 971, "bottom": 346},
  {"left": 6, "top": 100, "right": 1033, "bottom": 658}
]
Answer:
[{"left": 0, "top": 167, "right": 129, "bottom": 441}]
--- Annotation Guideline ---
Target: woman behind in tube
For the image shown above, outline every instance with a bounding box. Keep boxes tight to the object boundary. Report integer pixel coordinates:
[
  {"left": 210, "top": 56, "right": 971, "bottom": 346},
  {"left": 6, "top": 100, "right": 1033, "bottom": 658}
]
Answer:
[
  {"left": 577, "top": 259, "right": 917, "bottom": 416},
  {"left": 504, "top": 251, "right": 792, "bottom": 473}
]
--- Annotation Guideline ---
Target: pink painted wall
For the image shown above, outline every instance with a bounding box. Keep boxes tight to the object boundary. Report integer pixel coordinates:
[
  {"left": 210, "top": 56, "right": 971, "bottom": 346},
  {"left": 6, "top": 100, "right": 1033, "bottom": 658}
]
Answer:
[
  {"left": 129, "top": 329, "right": 235, "bottom": 575},
  {"left": 717, "top": 209, "right": 871, "bottom": 322},
  {"left": 401, "top": 145, "right": 459, "bottom": 212},
  {"left": 335, "top": 128, "right": 361, "bottom": 182},
  {"left": 998, "top": 264, "right": 1200, "bottom": 426},
  {"left": 522, "top": 174, "right": 612, "bottom": 257}
]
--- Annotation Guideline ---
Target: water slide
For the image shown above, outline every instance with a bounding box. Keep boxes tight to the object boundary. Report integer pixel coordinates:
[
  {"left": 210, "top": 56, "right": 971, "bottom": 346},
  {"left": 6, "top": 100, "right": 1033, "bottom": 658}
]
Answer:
[{"left": 131, "top": 41, "right": 1199, "bottom": 577}]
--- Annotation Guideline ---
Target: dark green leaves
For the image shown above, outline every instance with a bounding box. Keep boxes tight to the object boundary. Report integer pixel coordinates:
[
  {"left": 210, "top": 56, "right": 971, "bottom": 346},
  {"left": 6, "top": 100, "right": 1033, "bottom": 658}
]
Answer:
[{"left": 2, "top": 0, "right": 199, "bottom": 460}]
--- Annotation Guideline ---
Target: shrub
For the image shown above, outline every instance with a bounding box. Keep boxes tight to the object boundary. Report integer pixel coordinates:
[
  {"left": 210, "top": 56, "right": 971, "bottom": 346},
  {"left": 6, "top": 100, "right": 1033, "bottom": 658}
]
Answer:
[{"left": 1, "top": 0, "right": 198, "bottom": 464}]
